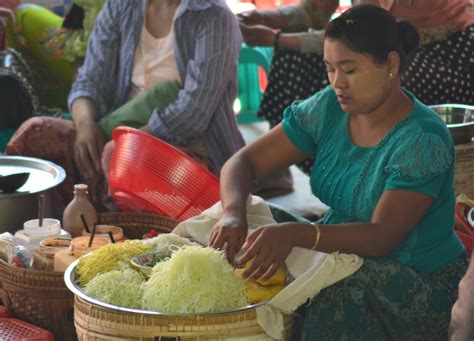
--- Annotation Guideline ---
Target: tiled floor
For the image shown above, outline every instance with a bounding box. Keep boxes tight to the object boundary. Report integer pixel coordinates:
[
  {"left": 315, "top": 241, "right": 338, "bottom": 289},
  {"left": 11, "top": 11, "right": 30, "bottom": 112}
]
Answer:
[{"left": 238, "top": 121, "right": 328, "bottom": 220}]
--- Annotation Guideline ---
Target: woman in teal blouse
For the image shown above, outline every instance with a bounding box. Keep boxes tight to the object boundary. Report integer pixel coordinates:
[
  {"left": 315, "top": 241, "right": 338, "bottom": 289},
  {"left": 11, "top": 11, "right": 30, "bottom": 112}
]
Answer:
[{"left": 209, "top": 4, "right": 467, "bottom": 339}]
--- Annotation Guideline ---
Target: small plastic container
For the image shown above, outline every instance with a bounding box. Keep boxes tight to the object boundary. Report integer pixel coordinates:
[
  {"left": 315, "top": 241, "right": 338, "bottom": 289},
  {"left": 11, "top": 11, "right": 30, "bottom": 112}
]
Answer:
[
  {"left": 8, "top": 245, "right": 33, "bottom": 269},
  {"left": 23, "top": 218, "right": 61, "bottom": 237},
  {"left": 15, "top": 227, "right": 71, "bottom": 251},
  {"left": 0, "top": 318, "right": 54, "bottom": 341}
]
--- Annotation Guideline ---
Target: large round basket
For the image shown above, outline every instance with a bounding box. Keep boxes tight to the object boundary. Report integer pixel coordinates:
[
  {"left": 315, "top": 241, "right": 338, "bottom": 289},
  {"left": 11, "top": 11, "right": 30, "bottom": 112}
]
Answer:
[
  {"left": 74, "top": 295, "right": 292, "bottom": 340},
  {"left": 70, "top": 214, "right": 293, "bottom": 340},
  {"left": 0, "top": 212, "right": 178, "bottom": 341},
  {"left": 455, "top": 142, "right": 474, "bottom": 198}
]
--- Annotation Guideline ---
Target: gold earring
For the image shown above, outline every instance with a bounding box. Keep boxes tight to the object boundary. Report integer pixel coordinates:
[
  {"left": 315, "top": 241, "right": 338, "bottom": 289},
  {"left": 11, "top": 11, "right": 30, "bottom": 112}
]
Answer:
[{"left": 389, "top": 72, "right": 393, "bottom": 79}]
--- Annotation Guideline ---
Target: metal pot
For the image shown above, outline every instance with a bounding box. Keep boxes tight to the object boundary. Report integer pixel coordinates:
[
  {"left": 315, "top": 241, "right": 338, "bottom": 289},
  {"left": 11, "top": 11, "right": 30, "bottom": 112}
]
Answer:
[
  {"left": 0, "top": 156, "right": 66, "bottom": 233},
  {"left": 429, "top": 104, "right": 474, "bottom": 145}
]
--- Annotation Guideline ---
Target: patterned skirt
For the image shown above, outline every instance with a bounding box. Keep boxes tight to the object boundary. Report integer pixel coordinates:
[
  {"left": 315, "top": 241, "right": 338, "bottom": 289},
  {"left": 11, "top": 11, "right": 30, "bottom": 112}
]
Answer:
[
  {"left": 299, "top": 255, "right": 467, "bottom": 341},
  {"left": 259, "top": 25, "right": 474, "bottom": 175},
  {"left": 270, "top": 209, "right": 468, "bottom": 340}
]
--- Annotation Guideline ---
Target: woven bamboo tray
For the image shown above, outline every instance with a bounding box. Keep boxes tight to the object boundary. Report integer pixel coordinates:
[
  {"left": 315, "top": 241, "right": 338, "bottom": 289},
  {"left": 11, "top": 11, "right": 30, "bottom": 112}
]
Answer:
[
  {"left": 0, "top": 212, "right": 178, "bottom": 341},
  {"left": 455, "top": 142, "right": 474, "bottom": 198},
  {"left": 74, "top": 295, "right": 292, "bottom": 340}
]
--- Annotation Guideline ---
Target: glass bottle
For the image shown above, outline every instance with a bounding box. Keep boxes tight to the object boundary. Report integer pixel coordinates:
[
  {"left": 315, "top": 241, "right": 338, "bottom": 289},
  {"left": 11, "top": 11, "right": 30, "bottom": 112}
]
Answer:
[{"left": 62, "top": 184, "right": 97, "bottom": 238}]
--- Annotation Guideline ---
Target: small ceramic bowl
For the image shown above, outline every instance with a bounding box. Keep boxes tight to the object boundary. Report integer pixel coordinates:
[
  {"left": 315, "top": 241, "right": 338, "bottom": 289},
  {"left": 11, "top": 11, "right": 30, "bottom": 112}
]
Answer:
[
  {"left": 82, "top": 224, "right": 124, "bottom": 242},
  {"left": 38, "top": 237, "right": 71, "bottom": 258},
  {"left": 130, "top": 252, "right": 168, "bottom": 277},
  {"left": 70, "top": 235, "right": 109, "bottom": 257}
]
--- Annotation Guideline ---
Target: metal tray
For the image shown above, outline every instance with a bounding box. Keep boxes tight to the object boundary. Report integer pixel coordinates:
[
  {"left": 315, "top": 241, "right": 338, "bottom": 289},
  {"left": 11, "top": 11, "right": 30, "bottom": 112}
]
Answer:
[
  {"left": 64, "top": 259, "right": 267, "bottom": 316},
  {"left": 0, "top": 156, "right": 65, "bottom": 196},
  {"left": 430, "top": 104, "right": 474, "bottom": 145}
]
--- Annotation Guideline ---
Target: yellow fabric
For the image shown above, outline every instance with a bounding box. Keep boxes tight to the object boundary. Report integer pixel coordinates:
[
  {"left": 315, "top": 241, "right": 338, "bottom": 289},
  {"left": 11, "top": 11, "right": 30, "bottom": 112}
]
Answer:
[
  {"left": 172, "top": 195, "right": 363, "bottom": 340},
  {"left": 457, "top": 193, "right": 474, "bottom": 208}
]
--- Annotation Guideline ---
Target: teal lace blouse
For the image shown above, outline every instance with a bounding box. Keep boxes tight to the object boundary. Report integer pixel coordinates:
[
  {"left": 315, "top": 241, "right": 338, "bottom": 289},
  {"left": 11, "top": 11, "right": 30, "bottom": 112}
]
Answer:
[{"left": 282, "top": 86, "right": 465, "bottom": 273}]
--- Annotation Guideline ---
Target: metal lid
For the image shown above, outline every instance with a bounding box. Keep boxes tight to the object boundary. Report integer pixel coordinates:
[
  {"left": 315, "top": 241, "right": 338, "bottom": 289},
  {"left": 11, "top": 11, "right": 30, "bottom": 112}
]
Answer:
[{"left": 0, "top": 156, "right": 66, "bottom": 197}]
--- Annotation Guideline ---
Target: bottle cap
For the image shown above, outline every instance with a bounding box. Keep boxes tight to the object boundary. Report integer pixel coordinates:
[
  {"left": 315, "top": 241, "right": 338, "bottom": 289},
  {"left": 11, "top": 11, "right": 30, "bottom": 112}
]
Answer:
[{"left": 74, "top": 184, "right": 88, "bottom": 194}]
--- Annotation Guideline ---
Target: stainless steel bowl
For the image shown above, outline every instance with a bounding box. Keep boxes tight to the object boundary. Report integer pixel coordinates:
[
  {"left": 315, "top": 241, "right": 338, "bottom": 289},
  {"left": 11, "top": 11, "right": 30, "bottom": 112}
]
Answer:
[
  {"left": 64, "top": 258, "right": 266, "bottom": 316},
  {"left": 0, "top": 156, "right": 65, "bottom": 232},
  {"left": 429, "top": 104, "right": 474, "bottom": 145}
]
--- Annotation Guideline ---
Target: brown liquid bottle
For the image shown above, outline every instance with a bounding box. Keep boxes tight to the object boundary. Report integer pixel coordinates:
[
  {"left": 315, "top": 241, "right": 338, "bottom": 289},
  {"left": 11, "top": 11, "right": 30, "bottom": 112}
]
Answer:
[{"left": 62, "top": 184, "right": 97, "bottom": 238}]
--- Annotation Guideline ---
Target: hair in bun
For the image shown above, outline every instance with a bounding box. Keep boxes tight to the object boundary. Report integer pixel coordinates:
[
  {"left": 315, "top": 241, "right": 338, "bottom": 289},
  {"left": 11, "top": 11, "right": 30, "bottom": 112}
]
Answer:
[
  {"left": 397, "top": 20, "right": 420, "bottom": 55},
  {"left": 325, "top": 4, "right": 420, "bottom": 73}
]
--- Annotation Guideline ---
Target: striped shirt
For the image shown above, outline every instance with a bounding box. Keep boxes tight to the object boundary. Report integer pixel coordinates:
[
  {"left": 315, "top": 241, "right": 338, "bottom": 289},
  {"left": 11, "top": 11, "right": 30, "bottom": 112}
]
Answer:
[{"left": 68, "top": 0, "right": 245, "bottom": 169}]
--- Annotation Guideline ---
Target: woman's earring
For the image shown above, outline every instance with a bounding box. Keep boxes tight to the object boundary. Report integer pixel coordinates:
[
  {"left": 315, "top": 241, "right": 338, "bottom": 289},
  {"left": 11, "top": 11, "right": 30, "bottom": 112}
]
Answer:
[{"left": 389, "top": 72, "right": 394, "bottom": 79}]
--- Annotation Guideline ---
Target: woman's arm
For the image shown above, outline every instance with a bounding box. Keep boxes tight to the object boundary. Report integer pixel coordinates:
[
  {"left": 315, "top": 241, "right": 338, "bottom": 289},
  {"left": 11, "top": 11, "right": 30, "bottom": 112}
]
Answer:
[
  {"left": 241, "top": 24, "right": 325, "bottom": 54},
  {"left": 240, "top": 0, "right": 337, "bottom": 53},
  {"left": 68, "top": 0, "right": 121, "bottom": 180},
  {"left": 209, "top": 125, "right": 309, "bottom": 262},
  {"left": 240, "top": 188, "right": 434, "bottom": 280},
  {"left": 68, "top": 0, "right": 121, "bottom": 116},
  {"left": 449, "top": 252, "right": 474, "bottom": 340}
]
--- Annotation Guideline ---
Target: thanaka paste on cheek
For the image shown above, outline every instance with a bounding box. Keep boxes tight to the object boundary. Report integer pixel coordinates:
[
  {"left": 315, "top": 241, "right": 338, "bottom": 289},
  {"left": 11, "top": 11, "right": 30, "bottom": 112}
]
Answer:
[{"left": 349, "top": 69, "right": 386, "bottom": 102}]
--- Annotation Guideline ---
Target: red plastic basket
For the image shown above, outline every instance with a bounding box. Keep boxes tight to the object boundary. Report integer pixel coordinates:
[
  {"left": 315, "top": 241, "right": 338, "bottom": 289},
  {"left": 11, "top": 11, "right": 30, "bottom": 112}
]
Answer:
[
  {"left": 109, "top": 127, "right": 220, "bottom": 221},
  {"left": 457, "top": 230, "right": 473, "bottom": 258},
  {"left": 455, "top": 202, "right": 474, "bottom": 257},
  {"left": 0, "top": 318, "right": 54, "bottom": 341}
]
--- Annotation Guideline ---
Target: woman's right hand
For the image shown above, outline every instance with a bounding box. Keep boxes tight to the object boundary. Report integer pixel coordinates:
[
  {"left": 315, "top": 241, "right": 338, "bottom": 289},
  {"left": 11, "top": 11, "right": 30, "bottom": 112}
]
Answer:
[
  {"left": 74, "top": 119, "right": 104, "bottom": 182},
  {"left": 237, "top": 9, "right": 265, "bottom": 26},
  {"left": 239, "top": 23, "right": 276, "bottom": 47},
  {"left": 209, "top": 212, "right": 248, "bottom": 264}
]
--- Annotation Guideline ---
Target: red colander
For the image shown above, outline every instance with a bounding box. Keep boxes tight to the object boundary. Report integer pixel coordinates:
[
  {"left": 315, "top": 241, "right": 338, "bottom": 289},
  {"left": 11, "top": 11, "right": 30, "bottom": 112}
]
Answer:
[{"left": 109, "top": 127, "right": 220, "bottom": 221}]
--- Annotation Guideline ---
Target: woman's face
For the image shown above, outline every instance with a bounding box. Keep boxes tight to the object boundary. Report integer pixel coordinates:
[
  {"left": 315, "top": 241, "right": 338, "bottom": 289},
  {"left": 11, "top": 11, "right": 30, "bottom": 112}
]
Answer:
[{"left": 323, "top": 38, "right": 392, "bottom": 115}]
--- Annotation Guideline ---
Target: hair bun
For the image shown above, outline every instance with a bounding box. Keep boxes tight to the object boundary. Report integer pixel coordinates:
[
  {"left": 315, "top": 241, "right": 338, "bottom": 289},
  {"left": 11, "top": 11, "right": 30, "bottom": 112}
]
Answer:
[{"left": 397, "top": 20, "right": 420, "bottom": 55}]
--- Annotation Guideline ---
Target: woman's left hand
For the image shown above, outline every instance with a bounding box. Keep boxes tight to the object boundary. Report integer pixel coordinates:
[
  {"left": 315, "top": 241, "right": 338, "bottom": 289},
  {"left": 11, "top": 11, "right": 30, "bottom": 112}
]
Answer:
[{"left": 239, "top": 223, "right": 297, "bottom": 281}]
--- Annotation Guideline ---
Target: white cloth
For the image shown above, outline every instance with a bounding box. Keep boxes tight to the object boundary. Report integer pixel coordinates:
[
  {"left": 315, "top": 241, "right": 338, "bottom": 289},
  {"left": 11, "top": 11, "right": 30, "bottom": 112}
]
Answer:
[{"left": 173, "top": 195, "right": 363, "bottom": 340}]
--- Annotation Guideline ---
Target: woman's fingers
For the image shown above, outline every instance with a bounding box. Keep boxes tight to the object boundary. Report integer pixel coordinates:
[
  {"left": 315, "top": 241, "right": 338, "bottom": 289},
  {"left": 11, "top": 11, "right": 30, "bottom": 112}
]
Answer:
[
  {"left": 226, "top": 233, "right": 245, "bottom": 264},
  {"left": 261, "top": 263, "right": 279, "bottom": 281},
  {"left": 239, "top": 229, "right": 263, "bottom": 264}
]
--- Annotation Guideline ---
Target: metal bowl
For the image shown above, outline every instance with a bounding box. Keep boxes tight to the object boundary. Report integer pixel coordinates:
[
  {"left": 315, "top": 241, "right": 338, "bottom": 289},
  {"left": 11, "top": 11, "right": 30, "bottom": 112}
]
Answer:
[
  {"left": 429, "top": 104, "right": 474, "bottom": 145},
  {"left": 0, "top": 156, "right": 65, "bottom": 232},
  {"left": 64, "top": 259, "right": 266, "bottom": 316}
]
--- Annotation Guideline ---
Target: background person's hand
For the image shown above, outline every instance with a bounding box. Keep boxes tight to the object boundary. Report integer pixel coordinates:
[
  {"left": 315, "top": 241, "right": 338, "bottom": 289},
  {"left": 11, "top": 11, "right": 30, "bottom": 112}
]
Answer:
[
  {"left": 0, "top": 7, "right": 15, "bottom": 50},
  {"left": 209, "top": 212, "right": 248, "bottom": 264},
  {"left": 239, "top": 23, "right": 276, "bottom": 47},
  {"left": 239, "top": 223, "right": 296, "bottom": 281},
  {"left": 74, "top": 120, "right": 104, "bottom": 183},
  {"left": 0, "top": 7, "right": 15, "bottom": 25},
  {"left": 237, "top": 9, "right": 265, "bottom": 26}
]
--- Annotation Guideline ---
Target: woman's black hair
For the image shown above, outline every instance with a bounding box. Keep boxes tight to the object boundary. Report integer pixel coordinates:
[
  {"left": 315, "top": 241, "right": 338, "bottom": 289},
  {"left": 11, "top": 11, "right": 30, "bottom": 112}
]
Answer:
[{"left": 325, "top": 4, "right": 420, "bottom": 73}]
